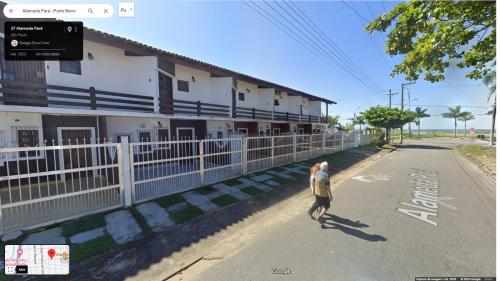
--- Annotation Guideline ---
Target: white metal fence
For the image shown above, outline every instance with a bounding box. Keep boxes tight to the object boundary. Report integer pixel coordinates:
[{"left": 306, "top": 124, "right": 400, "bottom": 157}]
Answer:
[
  {"left": 0, "top": 141, "right": 123, "bottom": 234},
  {"left": 0, "top": 131, "right": 373, "bottom": 234}
]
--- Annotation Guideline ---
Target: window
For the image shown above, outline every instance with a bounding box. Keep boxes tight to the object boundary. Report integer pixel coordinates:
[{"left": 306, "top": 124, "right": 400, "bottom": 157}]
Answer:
[
  {"left": 156, "top": 128, "right": 169, "bottom": 141},
  {"left": 216, "top": 131, "right": 224, "bottom": 139},
  {"left": 177, "top": 80, "right": 189, "bottom": 92},
  {"left": 156, "top": 128, "right": 170, "bottom": 149},
  {"left": 273, "top": 128, "right": 280, "bottom": 136},
  {"left": 299, "top": 128, "right": 305, "bottom": 135},
  {"left": 274, "top": 99, "right": 280, "bottom": 106},
  {"left": 238, "top": 92, "right": 245, "bottom": 101},
  {"left": 237, "top": 128, "right": 248, "bottom": 135},
  {"left": 59, "top": 61, "right": 81, "bottom": 75},
  {"left": 137, "top": 131, "right": 152, "bottom": 152},
  {"left": 15, "top": 128, "right": 40, "bottom": 157}
]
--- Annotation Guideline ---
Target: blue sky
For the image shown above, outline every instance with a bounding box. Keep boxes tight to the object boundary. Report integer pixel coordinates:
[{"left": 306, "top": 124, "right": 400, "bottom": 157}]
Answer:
[{"left": 10, "top": 0, "right": 493, "bottom": 129}]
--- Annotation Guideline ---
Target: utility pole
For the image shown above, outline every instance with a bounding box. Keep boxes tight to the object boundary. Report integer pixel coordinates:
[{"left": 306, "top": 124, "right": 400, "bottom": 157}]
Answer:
[
  {"left": 387, "top": 89, "right": 398, "bottom": 108},
  {"left": 400, "top": 82, "right": 415, "bottom": 144},
  {"left": 408, "top": 88, "right": 412, "bottom": 137}
]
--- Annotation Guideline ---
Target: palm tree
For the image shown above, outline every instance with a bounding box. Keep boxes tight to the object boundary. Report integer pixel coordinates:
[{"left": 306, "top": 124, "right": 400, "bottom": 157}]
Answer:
[
  {"left": 458, "top": 112, "right": 475, "bottom": 137},
  {"left": 352, "top": 115, "right": 366, "bottom": 133},
  {"left": 483, "top": 71, "right": 496, "bottom": 145},
  {"left": 414, "top": 107, "right": 430, "bottom": 136},
  {"left": 442, "top": 106, "right": 463, "bottom": 138},
  {"left": 327, "top": 115, "right": 340, "bottom": 129}
]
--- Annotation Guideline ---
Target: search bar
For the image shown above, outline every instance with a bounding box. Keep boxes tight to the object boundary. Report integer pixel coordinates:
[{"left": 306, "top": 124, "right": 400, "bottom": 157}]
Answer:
[{"left": 4, "top": 4, "right": 114, "bottom": 18}]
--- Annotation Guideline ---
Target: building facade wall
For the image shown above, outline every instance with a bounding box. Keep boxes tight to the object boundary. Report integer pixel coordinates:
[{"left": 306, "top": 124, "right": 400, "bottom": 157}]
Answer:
[{"left": 45, "top": 40, "right": 159, "bottom": 109}]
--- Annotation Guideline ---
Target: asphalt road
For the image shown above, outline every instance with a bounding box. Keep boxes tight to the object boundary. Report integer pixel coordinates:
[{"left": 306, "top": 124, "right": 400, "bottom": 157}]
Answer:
[{"left": 190, "top": 139, "right": 496, "bottom": 281}]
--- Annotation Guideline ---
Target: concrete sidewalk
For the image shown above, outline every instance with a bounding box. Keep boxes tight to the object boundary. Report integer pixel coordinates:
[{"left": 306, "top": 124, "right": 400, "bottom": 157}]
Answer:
[{"left": 53, "top": 146, "right": 394, "bottom": 281}]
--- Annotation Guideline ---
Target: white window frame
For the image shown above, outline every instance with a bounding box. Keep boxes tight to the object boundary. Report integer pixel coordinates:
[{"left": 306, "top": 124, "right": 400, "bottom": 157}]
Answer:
[
  {"left": 299, "top": 128, "right": 305, "bottom": 135},
  {"left": 136, "top": 129, "right": 153, "bottom": 154},
  {"left": 56, "top": 127, "right": 97, "bottom": 170},
  {"left": 176, "top": 127, "right": 196, "bottom": 155},
  {"left": 154, "top": 127, "right": 171, "bottom": 150},
  {"left": 237, "top": 128, "right": 248, "bottom": 135},
  {"left": 273, "top": 128, "right": 281, "bottom": 135},
  {"left": 113, "top": 132, "right": 133, "bottom": 143},
  {"left": 11, "top": 126, "right": 44, "bottom": 160}
]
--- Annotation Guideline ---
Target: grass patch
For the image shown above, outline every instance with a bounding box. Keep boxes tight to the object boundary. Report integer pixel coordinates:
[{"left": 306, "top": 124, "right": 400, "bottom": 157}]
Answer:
[
  {"left": 155, "top": 193, "right": 186, "bottom": 209},
  {"left": 62, "top": 213, "right": 106, "bottom": 237},
  {"left": 196, "top": 185, "right": 217, "bottom": 194},
  {"left": 458, "top": 144, "right": 496, "bottom": 173},
  {"left": 222, "top": 178, "right": 242, "bottom": 186},
  {"left": 211, "top": 194, "right": 239, "bottom": 207},
  {"left": 169, "top": 204, "right": 204, "bottom": 224},
  {"left": 128, "top": 207, "right": 153, "bottom": 236},
  {"left": 71, "top": 234, "right": 117, "bottom": 263},
  {"left": 241, "top": 186, "right": 264, "bottom": 196},
  {"left": 287, "top": 171, "right": 307, "bottom": 179}
]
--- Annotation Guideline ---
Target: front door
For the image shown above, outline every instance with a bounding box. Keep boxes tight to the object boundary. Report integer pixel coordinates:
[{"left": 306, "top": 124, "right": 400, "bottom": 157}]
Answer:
[
  {"left": 158, "top": 72, "right": 173, "bottom": 114},
  {"left": 59, "top": 128, "right": 96, "bottom": 183},
  {"left": 176, "top": 128, "right": 195, "bottom": 158}
]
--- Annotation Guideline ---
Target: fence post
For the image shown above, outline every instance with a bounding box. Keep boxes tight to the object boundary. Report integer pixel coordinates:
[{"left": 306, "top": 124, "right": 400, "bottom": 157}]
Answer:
[
  {"left": 341, "top": 133, "right": 344, "bottom": 151},
  {"left": 309, "top": 134, "right": 313, "bottom": 158},
  {"left": 293, "top": 133, "right": 297, "bottom": 162},
  {"left": 271, "top": 136, "right": 275, "bottom": 167},
  {"left": 242, "top": 137, "right": 247, "bottom": 175},
  {"left": 119, "top": 136, "right": 133, "bottom": 207},
  {"left": 321, "top": 132, "right": 326, "bottom": 154},
  {"left": 199, "top": 141, "right": 205, "bottom": 184}
]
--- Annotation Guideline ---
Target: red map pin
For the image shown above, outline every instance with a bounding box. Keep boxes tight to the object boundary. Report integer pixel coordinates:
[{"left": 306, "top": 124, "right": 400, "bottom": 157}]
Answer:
[{"left": 48, "top": 248, "right": 56, "bottom": 260}]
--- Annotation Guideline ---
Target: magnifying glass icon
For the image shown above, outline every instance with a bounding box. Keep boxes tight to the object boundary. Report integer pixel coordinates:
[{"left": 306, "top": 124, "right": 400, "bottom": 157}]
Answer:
[{"left": 88, "top": 8, "right": 93, "bottom": 14}]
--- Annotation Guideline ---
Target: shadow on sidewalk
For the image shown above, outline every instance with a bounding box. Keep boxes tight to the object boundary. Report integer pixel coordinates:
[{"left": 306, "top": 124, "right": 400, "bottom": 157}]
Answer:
[
  {"left": 322, "top": 213, "right": 368, "bottom": 228},
  {"left": 61, "top": 147, "right": 388, "bottom": 281},
  {"left": 321, "top": 222, "right": 387, "bottom": 242},
  {"left": 395, "top": 144, "right": 450, "bottom": 150}
]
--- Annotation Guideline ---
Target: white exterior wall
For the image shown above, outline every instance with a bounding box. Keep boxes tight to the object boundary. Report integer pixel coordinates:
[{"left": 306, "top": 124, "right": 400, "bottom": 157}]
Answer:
[
  {"left": 174, "top": 65, "right": 209, "bottom": 100},
  {"left": 210, "top": 77, "right": 233, "bottom": 110},
  {"left": 287, "top": 96, "right": 302, "bottom": 115},
  {"left": 273, "top": 91, "right": 288, "bottom": 113},
  {"left": 45, "top": 40, "right": 159, "bottom": 111},
  {"left": 236, "top": 80, "right": 259, "bottom": 109},
  {"left": 206, "top": 120, "right": 234, "bottom": 138},
  {"left": 106, "top": 117, "right": 170, "bottom": 142},
  {"left": 309, "top": 100, "right": 322, "bottom": 117},
  {"left": 0, "top": 112, "right": 43, "bottom": 149},
  {"left": 257, "top": 88, "right": 274, "bottom": 112},
  {"left": 299, "top": 97, "right": 310, "bottom": 116}
]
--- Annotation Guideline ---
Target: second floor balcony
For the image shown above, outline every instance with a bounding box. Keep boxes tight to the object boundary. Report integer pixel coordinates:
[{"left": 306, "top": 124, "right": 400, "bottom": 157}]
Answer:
[{"left": 0, "top": 79, "right": 327, "bottom": 124}]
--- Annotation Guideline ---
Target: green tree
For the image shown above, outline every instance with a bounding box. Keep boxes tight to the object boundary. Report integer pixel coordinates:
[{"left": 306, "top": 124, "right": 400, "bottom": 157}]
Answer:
[
  {"left": 414, "top": 107, "right": 430, "bottom": 136},
  {"left": 362, "top": 107, "right": 416, "bottom": 142},
  {"left": 326, "top": 115, "right": 340, "bottom": 130},
  {"left": 483, "top": 71, "right": 496, "bottom": 145},
  {"left": 351, "top": 115, "right": 366, "bottom": 132},
  {"left": 458, "top": 112, "right": 475, "bottom": 136},
  {"left": 366, "top": 1, "right": 496, "bottom": 82},
  {"left": 441, "top": 106, "right": 464, "bottom": 138}
]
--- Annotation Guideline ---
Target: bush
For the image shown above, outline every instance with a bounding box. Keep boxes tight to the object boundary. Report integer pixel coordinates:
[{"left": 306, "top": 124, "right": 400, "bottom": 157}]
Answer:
[{"left": 370, "top": 128, "right": 387, "bottom": 147}]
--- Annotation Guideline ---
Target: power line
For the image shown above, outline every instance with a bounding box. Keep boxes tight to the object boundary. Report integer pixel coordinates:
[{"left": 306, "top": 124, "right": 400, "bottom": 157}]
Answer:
[
  {"left": 342, "top": 1, "right": 392, "bottom": 69},
  {"left": 262, "top": 1, "right": 385, "bottom": 97},
  {"left": 285, "top": 1, "right": 385, "bottom": 94},
  {"left": 243, "top": 1, "right": 386, "bottom": 100}
]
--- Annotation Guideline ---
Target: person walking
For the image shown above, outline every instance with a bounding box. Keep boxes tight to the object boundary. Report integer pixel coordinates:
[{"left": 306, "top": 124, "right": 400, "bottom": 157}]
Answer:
[
  {"left": 307, "top": 163, "right": 321, "bottom": 219},
  {"left": 313, "top": 162, "right": 332, "bottom": 227}
]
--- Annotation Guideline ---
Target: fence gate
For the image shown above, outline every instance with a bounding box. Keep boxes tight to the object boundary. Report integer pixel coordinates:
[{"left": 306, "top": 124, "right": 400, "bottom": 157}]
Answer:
[
  {"left": 130, "top": 137, "right": 243, "bottom": 203},
  {"left": 0, "top": 141, "right": 123, "bottom": 234}
]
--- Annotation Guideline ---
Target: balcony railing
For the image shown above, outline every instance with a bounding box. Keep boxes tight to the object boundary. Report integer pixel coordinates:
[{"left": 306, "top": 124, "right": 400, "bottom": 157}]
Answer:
[
  {"left": 173, "top": 99, "right": 230, "bottom": 117},
  {"left": 0, "top": 79, "right": 155, "bottom": 113},
  {"left": 235, "top": 106, "right": 273, "bottom": 120},
  {"left": 0, "top": 80, "right": 326, "bottom": 123}
]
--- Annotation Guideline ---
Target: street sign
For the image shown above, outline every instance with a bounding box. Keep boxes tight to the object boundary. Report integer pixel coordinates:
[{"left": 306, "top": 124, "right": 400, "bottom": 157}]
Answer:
[{"left": 470, "top": 128, "right": 475, "bottom": 134}]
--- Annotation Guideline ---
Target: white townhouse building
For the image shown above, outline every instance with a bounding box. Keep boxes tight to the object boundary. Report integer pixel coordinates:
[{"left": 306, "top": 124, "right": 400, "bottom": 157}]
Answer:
[{"left": 0, "top": 13, "right": 335, "bottom": 173}]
